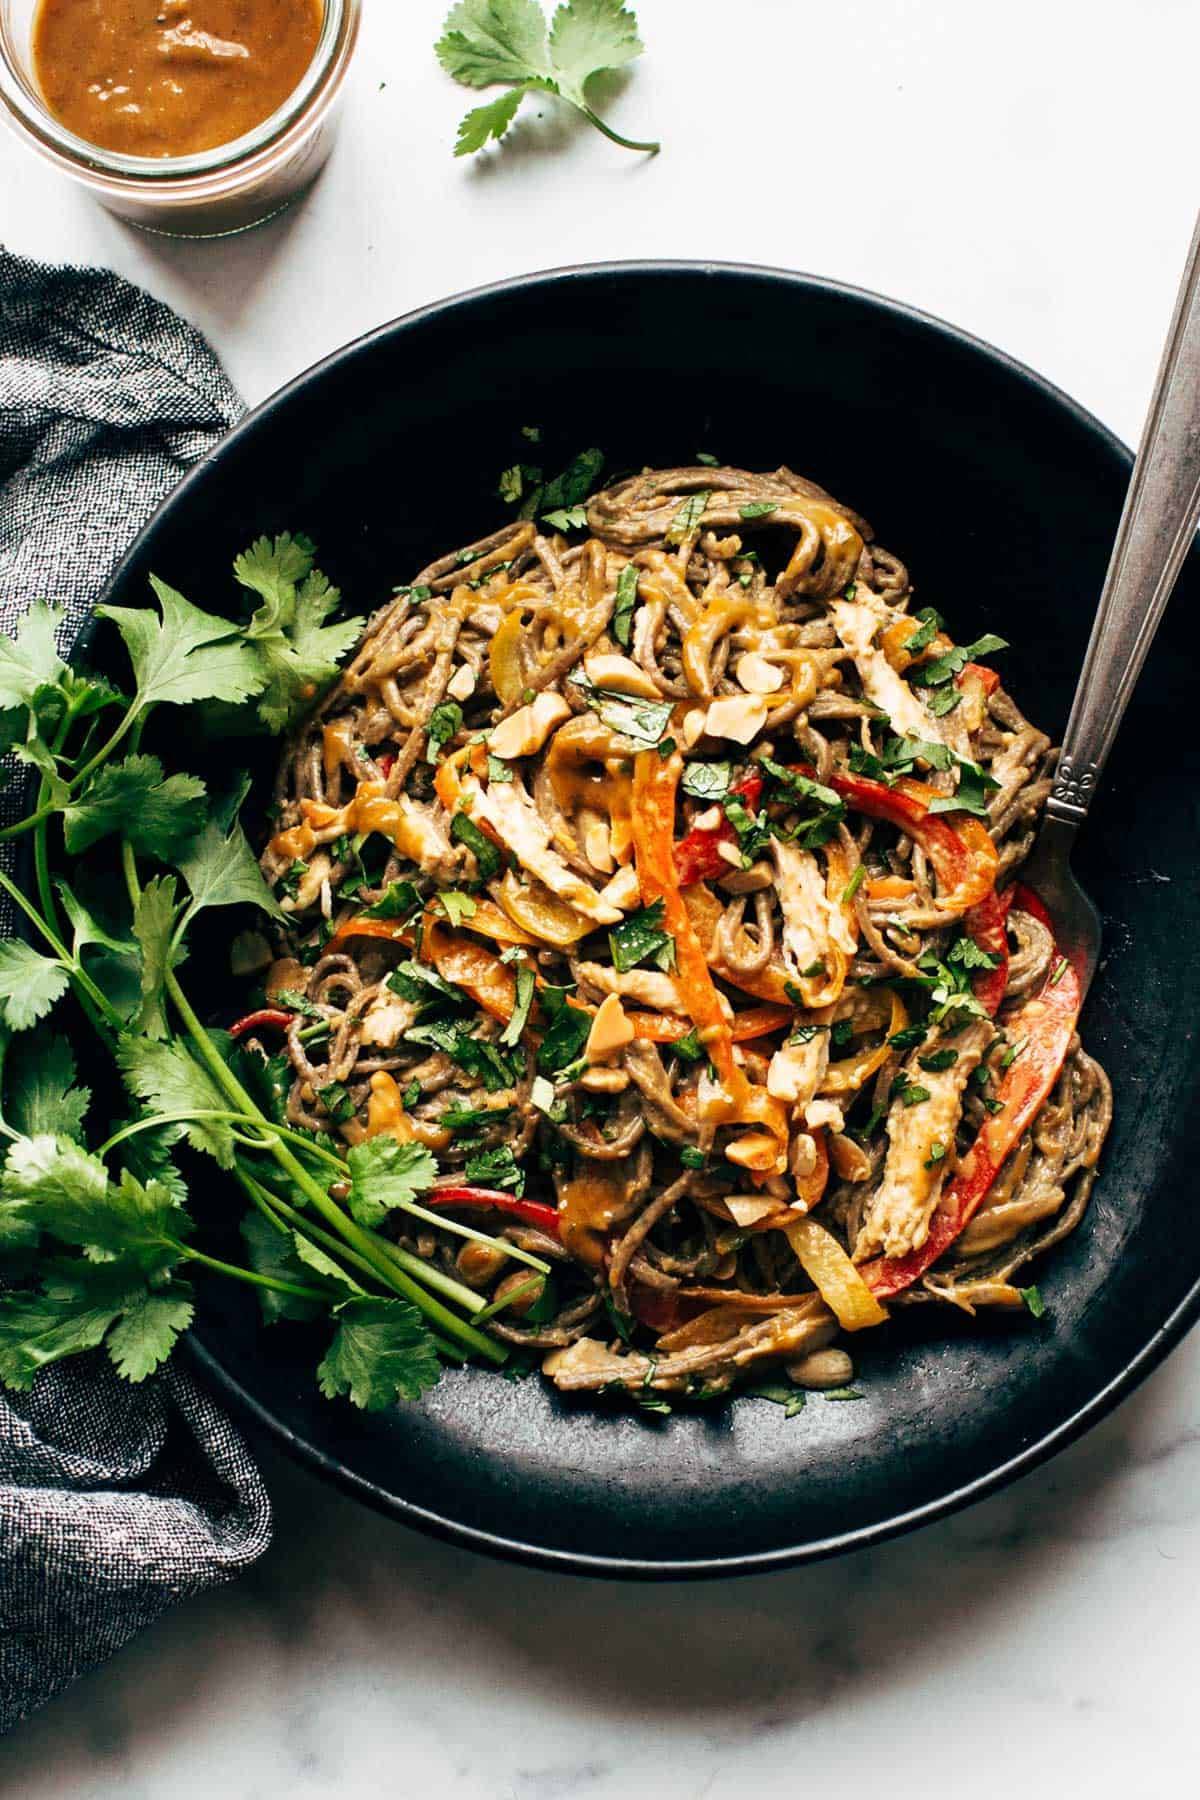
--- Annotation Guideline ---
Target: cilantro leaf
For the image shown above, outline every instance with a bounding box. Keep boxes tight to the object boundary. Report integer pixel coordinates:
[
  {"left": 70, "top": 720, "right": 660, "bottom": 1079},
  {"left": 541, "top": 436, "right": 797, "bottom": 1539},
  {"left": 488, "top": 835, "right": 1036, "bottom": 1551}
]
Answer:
[
  {"left": 609, "top": 900, "right": 672, "bottom": 973},
  {"left": 437, "top": 0, "right": 657, "bottom": 157},
  {"left": 174, "top": 807, "right": 286, "bottom": 930},
  {"left": 499, "top": 961, "right": 535, "bottom": 1047},
  {"left": 435, "top": 890, "right": 478, "bottom": 928},
  {"left": 681, "top": 760, "right": 733, "bottom": 801},
  {"left": 909, "top": 632, "right": 1008, "bottom": 689},
  {"left": 451, "top": 812, "right": 502, "bottom": 878},
  {"left": 345, "top": 1138, "right": 438, "bottom": 1229},
  {"left": 2, "top": 1137, "right": 188, "bottom": 1277},
  {"left": 291, "top": 1231, "right": 359, "bottom": 1292},
  {"left": 437, "top": 0, "right": 551, "bottom": 85},
  {"left": 3, "top": 1030, "right": 90, "bottom": 1142},
  {"left": 131, "top": 875, "right": 183, "bottom": 1038},
  {"left": 426, "top": 700, "right": 462, "bottom": 763},
  {"left": 361, "top": 879, "right": 421, "bottom": 921},
  {"left": 62, "top": 755, "right": 206, "bottom": 858},
  {"left": 0, "top": 941, "right": 69, "bottom": 1032},
  {"left": 463, "top": 1143, "right": 525, "bottom": 1192},
  {"left": 535, "top": 988, "right": 591, "bottom": 1074},
  {"left": 105, "top": 1285, "right": 195, "bottom": 1382},
  {"left": 665, "top": 491, "right": 709, "bottom": 545},
  {"left": 0, "top": 602, "right": 67, "bottom": 712},
  {"left": 116, "top": 1035, "right": 236, "bottom": 1167},
  {"left": 0, "top": 1257, "right": 146, "bottom": 1392},
  {"left": 569, "top": 673, "right": 673, "bottom": 747},
  {"left": 234, "top": 536, "right": 364, "bottom": 734},
  {"left": 317, "top": 1296, "right": 442, "bottom": 1409},
  {"left": 542, "top": 504, "right": 589, "bottom": 531},
  {"left": 97, "top": 576, "right": 264, "bottom": 715},
  {"left": 612, "top": 563, "right": 638, "bottom": 648},
  {"left": 745, "top": 1379, "right": 806, "bottom": 1418}
]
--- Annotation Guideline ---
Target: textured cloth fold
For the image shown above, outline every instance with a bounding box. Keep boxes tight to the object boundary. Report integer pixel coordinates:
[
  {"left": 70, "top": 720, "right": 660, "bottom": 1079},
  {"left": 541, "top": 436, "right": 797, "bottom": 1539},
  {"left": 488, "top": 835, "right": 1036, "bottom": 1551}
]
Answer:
[{"left": 0, "top": 248, "right": 270, "bottom": 1734}]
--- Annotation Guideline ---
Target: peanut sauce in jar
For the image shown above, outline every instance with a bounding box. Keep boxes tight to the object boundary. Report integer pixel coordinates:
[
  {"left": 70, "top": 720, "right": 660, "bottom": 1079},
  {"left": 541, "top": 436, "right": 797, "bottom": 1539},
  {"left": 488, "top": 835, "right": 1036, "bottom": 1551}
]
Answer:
[{"left": 32, "top": 0, "right": 322, "bottom": 157}]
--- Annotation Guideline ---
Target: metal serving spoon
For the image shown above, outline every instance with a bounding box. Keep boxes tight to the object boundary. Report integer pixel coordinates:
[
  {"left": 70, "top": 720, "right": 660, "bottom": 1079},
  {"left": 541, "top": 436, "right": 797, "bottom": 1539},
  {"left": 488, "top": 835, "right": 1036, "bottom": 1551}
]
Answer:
[{"left": 1022, "top": 210, "right": 1200, "bottom": 1000}]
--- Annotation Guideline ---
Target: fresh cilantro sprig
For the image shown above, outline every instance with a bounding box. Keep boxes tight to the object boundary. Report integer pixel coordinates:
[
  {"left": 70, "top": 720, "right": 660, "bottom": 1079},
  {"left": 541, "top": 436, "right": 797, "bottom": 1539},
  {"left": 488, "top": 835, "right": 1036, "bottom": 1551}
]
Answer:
[
  {"left": 436, "top": 0, "right": 659, "bottom": 158},
  {"left": 0, "top": 533, "right": 538, "bottom": 1414}
]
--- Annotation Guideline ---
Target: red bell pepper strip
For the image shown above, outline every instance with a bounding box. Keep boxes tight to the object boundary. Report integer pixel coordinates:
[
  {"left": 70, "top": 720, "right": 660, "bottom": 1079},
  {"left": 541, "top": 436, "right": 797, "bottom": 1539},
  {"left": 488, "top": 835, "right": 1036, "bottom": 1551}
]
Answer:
[
  {"left": 230, "top": 1008, "right": 294, "bottom": 1039},
  {"left": 673, "top": 769, "right": 763, "bottom": 885},
  {"left": 862, "top": 883, "right": 1082, "bottom": 1299},
  {"left": 958, "top": 661, "right": 999, "bottom": 696},
  {"left": 377, "top": 751, "right": 396, "bottom": 778},
  {"left": 792, "top": 762, "right": 998, "bottom": 916},
  {"left": 963, "top": 885, "right": 1013, "bottom": 1016},
  {"left": 425, "top": 1186, "right": 561, "bottom": 1236}
]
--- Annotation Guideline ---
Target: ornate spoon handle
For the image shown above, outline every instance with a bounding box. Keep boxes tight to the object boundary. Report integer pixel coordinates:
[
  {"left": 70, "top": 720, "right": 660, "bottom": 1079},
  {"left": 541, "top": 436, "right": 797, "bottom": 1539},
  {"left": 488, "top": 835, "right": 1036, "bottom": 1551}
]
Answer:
[{"left": 1048, "top": 209, "right": 1200, "bottom": 828}]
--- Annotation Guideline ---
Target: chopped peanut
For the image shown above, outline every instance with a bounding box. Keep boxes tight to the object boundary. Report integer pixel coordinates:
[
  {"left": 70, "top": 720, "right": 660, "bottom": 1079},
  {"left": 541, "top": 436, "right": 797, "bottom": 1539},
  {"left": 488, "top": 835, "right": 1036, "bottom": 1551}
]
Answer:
[
  {"left": 446, "top": 662, "right": 477, "bottom": 702},
  {"left": 489, "top": 692, "right": 571, "bottom": 759},
  {"left": 704, "top": 693, "right": 768, "bottom": 744},
  {"left": 585, "top": 992, "right": 635, "bottom": 1059},
  {"left": 583, "top": 817, "right": 615, "bottom": 873},
  {"left": 583, "top": 653, "right": 661, "bottom": 699},
  {"left": 724, "top": 1129, "right": 786, "bottom": 1174},
  {"left": 724, "top": 1193, "right": 781, "bottom": 1228},
  {"left": 735, "top": 652, "right": 785, "bottom": 695},
  {"left": 599, "top": 864, "right": 641, "bottom": 910},
  {"left": 681, "top": 707, "right": 708, "bottom": 748}
]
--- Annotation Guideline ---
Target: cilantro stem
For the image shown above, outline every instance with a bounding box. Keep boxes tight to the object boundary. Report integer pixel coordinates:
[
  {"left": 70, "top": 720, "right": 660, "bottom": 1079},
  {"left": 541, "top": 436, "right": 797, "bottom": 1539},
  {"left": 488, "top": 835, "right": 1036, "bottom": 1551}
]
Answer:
[
  {"left": 182, "top": 1244, "right": 329, "bottom": 1304},
  {"left": 0, "top": 803, "right": 59, "bottom": 845},
  {"left": 577, "top": 104, "right": 659, "bottom": 153},
  {"left": 96, "top": 1107, "right": 349, "bottom": 1173},
  {"left": 165, "top": 971, "right": 504, "bottom": 1362},
  {"left": 67, "top": 701, "right": 141, "bottom": 795},
  {"left": 396, "top": 1196, "right": 550, "bottom": 1275},
  {"left": 471, "top": 1273, "right": 541, "bottom": 1325},
  {"left": 0, "top": 864, "right": 122, "bottom": 1031},
  {"left": 34, "top": 698, "right": 81, "bottom": 942}
]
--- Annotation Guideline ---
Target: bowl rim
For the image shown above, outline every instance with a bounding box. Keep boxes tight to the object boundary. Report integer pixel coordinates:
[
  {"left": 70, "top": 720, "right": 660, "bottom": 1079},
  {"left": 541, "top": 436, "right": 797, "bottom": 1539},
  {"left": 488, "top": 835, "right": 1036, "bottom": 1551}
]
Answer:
[{"left": 103, "top": 257, "right": 1183, "bottom": 1580}]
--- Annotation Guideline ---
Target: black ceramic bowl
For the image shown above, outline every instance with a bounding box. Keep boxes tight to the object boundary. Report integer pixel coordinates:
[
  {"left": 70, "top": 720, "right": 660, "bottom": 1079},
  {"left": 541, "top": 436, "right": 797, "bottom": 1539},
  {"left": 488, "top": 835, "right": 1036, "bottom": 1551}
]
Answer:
[{"left": 96, "top": 263, "right": 1200, "bottom": 1577}]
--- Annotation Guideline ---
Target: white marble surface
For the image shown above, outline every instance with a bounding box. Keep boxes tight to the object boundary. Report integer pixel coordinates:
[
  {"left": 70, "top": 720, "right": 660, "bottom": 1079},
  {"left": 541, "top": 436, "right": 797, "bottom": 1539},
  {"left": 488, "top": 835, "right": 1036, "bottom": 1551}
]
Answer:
[{"left": 3, "top": 0, "right": 1200, "bottom": 1791}]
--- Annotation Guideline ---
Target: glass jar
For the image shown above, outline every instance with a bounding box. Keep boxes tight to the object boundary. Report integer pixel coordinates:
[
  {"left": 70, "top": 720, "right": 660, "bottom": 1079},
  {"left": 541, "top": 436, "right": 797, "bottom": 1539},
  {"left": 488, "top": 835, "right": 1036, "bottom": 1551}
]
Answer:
[{"left": 0, "top": 0, "right": 360, "bottom": 238}]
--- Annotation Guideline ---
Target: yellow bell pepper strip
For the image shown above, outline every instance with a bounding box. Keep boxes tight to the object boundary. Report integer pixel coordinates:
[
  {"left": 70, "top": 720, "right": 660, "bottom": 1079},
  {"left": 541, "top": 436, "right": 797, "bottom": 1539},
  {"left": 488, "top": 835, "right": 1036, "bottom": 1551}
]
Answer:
[
  {"left": 631, "top": 749, "right": 788, "bottom": 1166},
  {"left": 494, "top": 868, "right": 594, "bottom": 947},
  {"left": 862, "top": 884, "right": 1081, "bottom": 1300},
  {"left": 784, "top": 1215, "right": 889, "bottom": 1330},
  {"left": 818, "top": 988, "right": 909, "bottom": 1095},
  {"left": 488, "top": 603, "right": 533, "bottom": 707}
]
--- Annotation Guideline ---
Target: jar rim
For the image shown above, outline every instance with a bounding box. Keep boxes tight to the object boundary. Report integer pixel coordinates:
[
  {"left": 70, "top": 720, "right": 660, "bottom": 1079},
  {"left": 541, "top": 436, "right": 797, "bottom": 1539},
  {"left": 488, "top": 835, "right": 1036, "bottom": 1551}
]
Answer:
[{"left": 0, "top": 0, "right": 354, "bottom": 187}]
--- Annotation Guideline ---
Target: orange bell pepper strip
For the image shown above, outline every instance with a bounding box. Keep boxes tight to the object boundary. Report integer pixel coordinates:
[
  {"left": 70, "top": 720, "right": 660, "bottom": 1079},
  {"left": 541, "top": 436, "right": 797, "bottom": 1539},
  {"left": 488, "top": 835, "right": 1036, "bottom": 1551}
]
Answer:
[
  {"left": 421, "top": 918, "right": 516, "bottom": 1023},
  {"left": 862, "top": 884, "right": 1082, "bottom": 1300},
  {"left": 625, "top": 1003, "right": 794, "bottom": 1046},
  {"left": 326, "top": 894, "right": 534, "bottom": 956},
  {"left": 632, "top": 750, "right": 788, "bottom": 1164}
]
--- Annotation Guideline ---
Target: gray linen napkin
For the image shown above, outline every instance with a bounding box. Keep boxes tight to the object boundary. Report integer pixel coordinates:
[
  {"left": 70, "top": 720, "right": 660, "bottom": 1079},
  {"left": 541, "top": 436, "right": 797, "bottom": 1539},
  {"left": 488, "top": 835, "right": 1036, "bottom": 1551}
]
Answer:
[{"left": 0, "top": 248, "right": 271, "bottom": 1733}]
